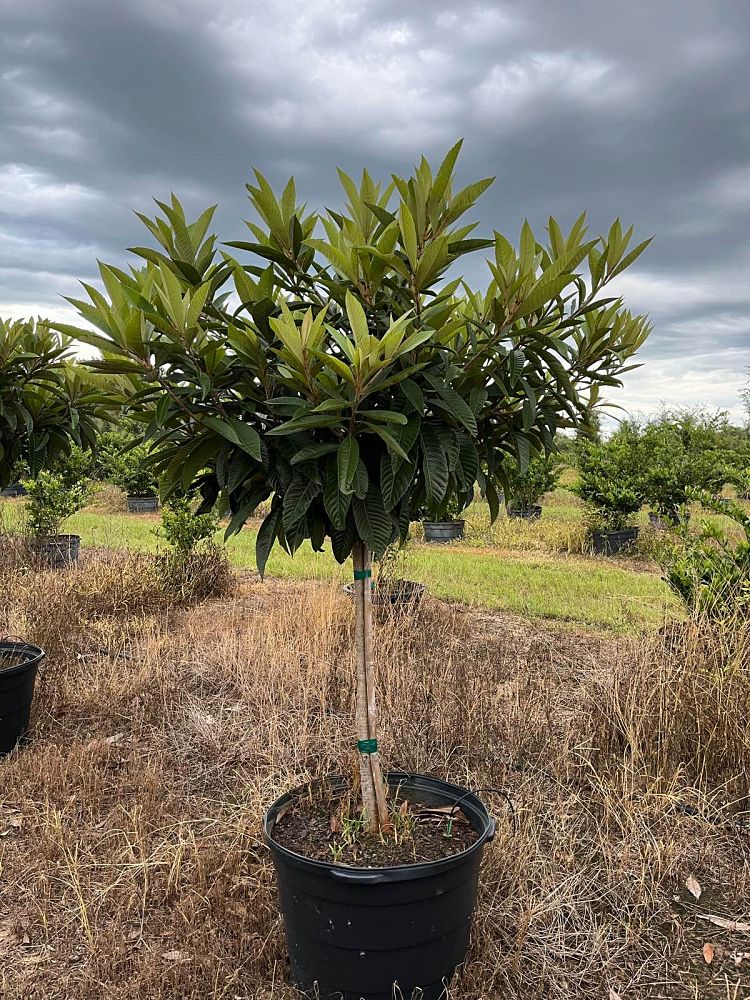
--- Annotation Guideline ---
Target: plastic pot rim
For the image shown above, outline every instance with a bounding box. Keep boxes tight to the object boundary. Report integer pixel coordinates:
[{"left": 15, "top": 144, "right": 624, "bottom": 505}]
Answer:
[
  {"left": 264, "top": 771, "right": 495, "bottom": 883},
  {"left": 0, "top": 641, "right": 45, "bottom": 679}
]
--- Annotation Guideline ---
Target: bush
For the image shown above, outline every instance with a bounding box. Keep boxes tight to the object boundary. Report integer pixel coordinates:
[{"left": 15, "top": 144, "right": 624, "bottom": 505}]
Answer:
[
  {"left": 108, "top": 442, "right": 159, "bottom": 496},
  {"left": 23, "top": 471, "right": 88, "bottom": 538},
  {"left": 658, "top": 491, "right": 750, "bottom": 619},
  {"left": 159, "top": 495, "right": 218, "bottom": 553},
  {"left": 156, "top": 495, "right": 231, "bottom": 601},
  {"left": 50, "top": 444, "right": 93, "bottom": 488},
  {"left": 502, "top": 454, "right": 560, "bottom": 510},
  {"left": 639, "top": 409, "right": 728, "bottom": 516},
  {"left": 574, "top": 430, "right": 644, "bottom": 531},
  {"left": 92, "top": 427, "right": 138, "bottom": 480}
]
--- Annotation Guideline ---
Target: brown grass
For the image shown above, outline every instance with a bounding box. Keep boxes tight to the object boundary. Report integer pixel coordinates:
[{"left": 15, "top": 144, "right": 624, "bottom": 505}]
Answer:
[{"left": 0, "top": 557, "right": 748, "bottom": 998}]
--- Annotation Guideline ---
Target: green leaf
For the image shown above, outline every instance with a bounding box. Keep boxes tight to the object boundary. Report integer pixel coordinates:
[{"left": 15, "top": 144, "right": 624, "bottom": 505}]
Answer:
[
  {"left": 353, "top": 459, "right": 369, "bottom": 499},
  {"left": 324, "top": 462, "right": 351, "bottom": 529},
  {"left": 256, "top": 504, "right": 281, "bottom": 579},
  {"left": 290, "top": 442, "right": 338, "bottom": 465},
  {"left": 202, "top": 415, "right": 262, "bottom": 461},
  {"left": 282, "top": 478, "right": 320, "bottom": 532},
  {"left": 337, "top": 436, "right": 359, "bottom": 494},
  {"left": 421, "top": 425, "right": 449, "bottom": 506},
  {"left": 381, "top": 452, "right": 414, "bottom": 510},
  {"left": 353, "top": 491, "right": 393, "bottom": 557}
]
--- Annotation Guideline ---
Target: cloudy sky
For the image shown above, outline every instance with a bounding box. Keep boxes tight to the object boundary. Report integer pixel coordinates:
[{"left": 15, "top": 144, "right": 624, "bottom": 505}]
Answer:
[{"left": 2, "top": 0, "right": 748, "bottom": 421}]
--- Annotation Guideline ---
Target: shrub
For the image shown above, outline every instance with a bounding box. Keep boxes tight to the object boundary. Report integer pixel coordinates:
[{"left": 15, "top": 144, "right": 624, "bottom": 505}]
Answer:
[
  {"left": 23, "top": 471, "right": 88, "bottom": 539},
  {"left": 502, "top": 453, "right": 560, "bottom": 510},
  {"left": 574, "top": 430, "right": 645, "bottom": 531},
  {"left": 159, "top": 494, "right": 218, "bottom": 553},
  {"left": 156, "top": 495, "right": 231, "bottom": 602},
  {"left": 658, "top": 490, "right": 750, "bottom": 619},
  {"left": 92, "top": 426, "right": 139, "bottom": 480},
  {"left": 109, "top": 442, "right": 159, "bottom": 496},
  {"left": 639, "top": 409, "right": 728, "bottom": 516}
]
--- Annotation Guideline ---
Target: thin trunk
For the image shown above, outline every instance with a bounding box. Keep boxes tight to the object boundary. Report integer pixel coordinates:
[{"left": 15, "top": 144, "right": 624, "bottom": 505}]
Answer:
[{"left": 352, "top": 541, "right": 390, "bottom": 833}]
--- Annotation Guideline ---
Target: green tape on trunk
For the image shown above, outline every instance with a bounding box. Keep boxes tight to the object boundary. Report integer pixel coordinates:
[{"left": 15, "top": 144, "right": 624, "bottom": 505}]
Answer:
[
  {"left": 353, "top": 569, "right": 372, "bottom": 580},
  {"left": 357, "top": 738, "right": 378, "bottom": 754}
]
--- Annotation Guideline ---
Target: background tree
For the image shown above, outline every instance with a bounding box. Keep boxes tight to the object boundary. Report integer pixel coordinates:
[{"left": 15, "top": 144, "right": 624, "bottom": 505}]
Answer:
[
  {"left": 59, "top": 144, "right": 651, "bottom": 831},
  {"left": 0, "top": 318, "right": 116, "bottom": 488}
]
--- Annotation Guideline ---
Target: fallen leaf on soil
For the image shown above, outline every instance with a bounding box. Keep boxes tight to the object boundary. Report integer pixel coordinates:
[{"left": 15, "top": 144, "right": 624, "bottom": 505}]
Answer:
[
  {"left": 329, "top": 812, "right": 341, "bottom": 834},
  {"left": 608, "top": 989, "right": 622, "bottom": 1000},
  {"left": 686, "top": 875, "right": 702, "bottom": 899},
  {"left": 162, "top": 950, "right": 189, "bottom": 962},
  {"left": 697, "top": 913, "right": 750, "bottom": 932},
  {"left": 703, "top": 942, "right": 714, "bottom": 964}
]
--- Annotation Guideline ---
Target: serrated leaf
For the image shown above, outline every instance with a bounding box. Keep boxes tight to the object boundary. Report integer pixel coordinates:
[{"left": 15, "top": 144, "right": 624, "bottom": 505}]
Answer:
[
  {"left": 353, "top": 491, "right": 392, "bottom": 557},
  {"left": 421, "top": 424, "right": 449, "bottom": 506},
  {"left": 337, "top": 436, "right": 359, "bottom": 494}
]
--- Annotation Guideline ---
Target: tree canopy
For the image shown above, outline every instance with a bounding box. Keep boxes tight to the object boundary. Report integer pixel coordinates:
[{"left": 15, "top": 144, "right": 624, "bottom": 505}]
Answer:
[{"left": 58, "top": 142, "right": 651, "bottom": 574}]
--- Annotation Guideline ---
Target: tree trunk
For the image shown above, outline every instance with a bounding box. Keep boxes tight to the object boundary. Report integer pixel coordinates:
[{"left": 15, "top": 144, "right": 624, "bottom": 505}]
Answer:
[{"left": 352, "top": 541, "right": 391, "bottom": 833}]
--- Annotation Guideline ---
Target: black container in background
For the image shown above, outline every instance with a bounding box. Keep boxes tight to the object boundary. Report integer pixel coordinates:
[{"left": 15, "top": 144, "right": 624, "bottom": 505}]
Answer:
[
  {"left": 0, "top": 483, "right": 26, "bottom": 498},
  {"left": 507, "top": 505, "right": 542, "bottom": 520},
  {"left": 31, "top": 534, "right": 80, "bottom": 568},
  {"left": 423, "top": 520, "right": 465, "bottom": 543},
  {"left": 0, "top": 642, "right": 44, "bottom": 754},
  {"left": 592, "top": 526, "right": 639, "bottom": 555},
  {"left": 265, "top": 772, "right": 495, "bottom": 1000},
  {"left": 127, "top": 494, "right": 159, "bottom": 513}
]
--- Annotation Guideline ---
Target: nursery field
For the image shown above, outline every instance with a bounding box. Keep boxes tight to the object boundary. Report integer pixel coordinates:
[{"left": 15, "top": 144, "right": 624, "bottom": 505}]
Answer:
[
  {"left": 0, "top": 489, "right": 678, "bottom": 633},
  {"left": 0, "top": 550, "right": 748, "bottom": 1000}
]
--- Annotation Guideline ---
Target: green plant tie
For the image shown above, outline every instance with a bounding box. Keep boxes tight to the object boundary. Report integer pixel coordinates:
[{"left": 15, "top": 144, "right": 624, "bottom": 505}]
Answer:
[
  {"left": 357, "top": 738, "right": 378, "bottom": 754},
  {"left": 353, "top": 569, "right": 372, "bottom": 580}
]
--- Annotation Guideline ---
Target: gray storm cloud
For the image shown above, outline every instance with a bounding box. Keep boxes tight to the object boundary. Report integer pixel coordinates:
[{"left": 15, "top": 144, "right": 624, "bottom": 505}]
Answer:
[{"left": 1, "top": 0, "right": 748, "bottom": 417}]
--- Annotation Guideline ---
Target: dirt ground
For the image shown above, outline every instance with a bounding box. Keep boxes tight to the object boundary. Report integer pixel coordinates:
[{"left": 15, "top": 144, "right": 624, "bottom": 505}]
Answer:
[{"left": 0, "top": 557, "right": 748, "bottom": 999}]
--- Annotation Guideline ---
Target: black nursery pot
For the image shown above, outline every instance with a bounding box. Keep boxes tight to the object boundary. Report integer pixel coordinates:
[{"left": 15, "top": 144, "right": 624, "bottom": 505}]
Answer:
[
  {"left": 508, "top": 505, "right": 542, "bottom": 520},
  {"left": 127, "top": 494, "right": 159, "bottom": 513},
  {"left": 423, "top": 519, "right": 465, "bottom": 543},
  {"left": 0, "top": 641, "right": 44, "bottom": 754},
  {"left": 264, "top": 772, "right": 495, "bottom": 1000},
  {"left": 342, "top": 580, "right": 427, "bottom": 609},
  {"left": 592, "top": 526, "right": 639, "bottom": 555},
  {"left": 31, "top": 534, "right": 80, "bottom": 568},
  {"left": 0, "top": 483, "right": 27, "bottom": 498}
]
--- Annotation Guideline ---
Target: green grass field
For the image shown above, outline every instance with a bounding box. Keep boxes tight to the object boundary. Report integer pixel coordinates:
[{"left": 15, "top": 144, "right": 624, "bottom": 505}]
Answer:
[{"left": 1, "top": 492, "right": 678, "bottom": 633}]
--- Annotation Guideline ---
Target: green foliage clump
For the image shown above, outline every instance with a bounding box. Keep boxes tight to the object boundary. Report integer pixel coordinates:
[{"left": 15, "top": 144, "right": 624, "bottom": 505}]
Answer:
[
  {"left": 60, "top": 143, "right": 651, "bottom": 578},
  {"left": 639, "top": 409, "right": 729, "bottom": 516},
  {"left": 156, "top": 495, "right": 230, "bottom": 602},
  {"left": 574, "top": 429, "right": 644, "bottom": 531},
  {"left": 0, "top": 318, "right": 116, "bottom": 487},
  {"left": 23, "top": 471, "right": 88, "bottom": 538},
  {"left": 108, "top": 442, "right": 159, "bottom": 496},
  {"left": 503, "top": 453, "right": 560, "bottom": 511},
  {"left": 159, "top": 495, "right": 218, "bottom": 554},
  {"left": 659, "top": 491, "right": 750, "bottom": 619}
]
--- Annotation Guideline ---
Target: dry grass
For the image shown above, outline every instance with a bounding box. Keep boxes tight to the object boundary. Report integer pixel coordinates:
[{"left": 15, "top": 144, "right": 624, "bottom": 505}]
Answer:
[{"left": 0, "top": 558, "right": 747, "bottom": 998}]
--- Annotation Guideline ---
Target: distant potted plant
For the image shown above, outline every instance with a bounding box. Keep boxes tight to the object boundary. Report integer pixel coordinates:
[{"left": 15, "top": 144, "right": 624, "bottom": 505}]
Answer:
[
  {"left": 639, "top": 411, "right": 727, "bottom": 525},
  {"left": 575, "top": 433, "right": 645, "bottom": 555},
  {"left": 503, "top": 453, "right": 560, "bottom": 519},
  {"left": 344, "top": 543, "right": 427, "bottom": 611},
  {"left": 0, "top": 461, "right": 29, "bottom": 498},
  {"left": 63, "top": 146, "right": 651, "bottom": 1000},
  {"left": 421, "top": 493, "right": 469, "bottom": 543},
  {"left": 110, "top": 442, "right": 160, "bottom": 512},
  {"left": 23, "top": 471, "right": 88, "bottom": 567}
]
